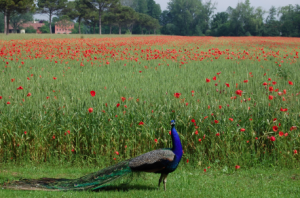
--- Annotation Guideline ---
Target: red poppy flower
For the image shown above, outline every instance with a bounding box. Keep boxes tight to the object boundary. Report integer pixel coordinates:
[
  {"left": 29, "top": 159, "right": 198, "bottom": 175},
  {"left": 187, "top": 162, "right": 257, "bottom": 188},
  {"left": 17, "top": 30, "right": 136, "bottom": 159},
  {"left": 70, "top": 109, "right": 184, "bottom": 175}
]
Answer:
[
  {"left": 204, "top": 169, "right": 207, "bottom": 172},
  {"left": 235, "top": 165, "right": 240, "bottom": 170},
  {"left": 195, "top": 131, "right": 198, "bottom": 135},
  {"left": 244, "top": 80, "right": 248, "bottom": 83},
  {"left": 263, "top": 82, "right": 267, "bottom": 86},
  {"left": 174, "top": 93, "right": 181, "bottom": 98},
  {"left": 53, "top": 77, "right": 57, "bottom": 80},
  {"left": 206, "top": 78, "right": 211, "bottom": 83},
  {"left": 279, "top": 131, "right": 284, "bottom": 136},
  {"left": 288, "top": 81, "right": 293, "bottom": 85},
  {"left": 88, "top": 108, "right": 93, "bottom": 113},
  {"left": 46, "top": 96, "right": 49, "bottom": 99},
  {"left": 24, "top": 131, "right": 27, "bottom": 135},
  {"left": 17, "top": 86, "right": 23, "bottom": 90},
  {"left": 121, "top": 97, "right": 126, "bottom": 102},
  {"left": 198, "top": 138, "right": 202, "bottom": 142},
  {"left": 269, "top": 86, "right": 273, "bottom": 92},
  {"left": 235, "top": 90, "right": 242, "bottom": 96},
  {"left": 273, "top": 118, "right": 277, "bottom": 122},
  {"left": 272, "top": 81, "right": 277, "bottom": 85},
  {"left": 270, "top": 136, "right": 276, "bottom": 141},
  {"left": 116, "top": 103, "right": 120, "bottom": 107},
  {"left": 186, "top": 159, "right": 189, "bottom": 163},
  {"left": 283, "top": 89, "right": 286, "bottom": 94},
  {"left": 268, "top": 95, "right": 273, "bottom": 100},
  {"left": 139, "top": 71, "right": 142, "bottom": 73},
  {"left": 67, "top": 130, "right": 70, "bottom": 134},
  {"left": 272, "top": 126, "right": 278, "bottom": 132},
  {"left": 0, "top": 96, "right": 2, "bottom": 99},
  {"left": 191, "top": 119, "right": 196, "bottom": 123},
  {"left": 204, "top": 116, "right": 208, "bottom": 119},
  {"left": 138, "top": 121, "right": 144, "bottom": 125},
  {"left": 240, "top": 128, "right": 245, "bottom": 132},
  {"left": 7, "top": 101, "right": 10, "bottom": 104},
  {"left": 169, "top": 131, "right": 171, "bottom": 135},
  {"left": 52, "top": 135, "right": 55, "bottom": 139},
  {"left": 219, "top": 105, "right": 222, "bottom": 109},
  {"left": 216, "top": 133, "right": 220, "bottom": 137},
  {"left": 268, "top": 78, "right": 271, "bottom": 81},
  {"left": 115, "top": 151, "right": 119, "bottom": 155},
  {"left": 294, "top": 150, "right": 297, "bottom": 154},
  {"left": 208, "top": 105, "right": 210, "bottom": 109},
  {"left": 229, "top": 118, "right": 233, "bottom": 121},
  {"left": 290, "top": 126, "right": 297, "bottom": 131},
  {"left": 27, "top": 93, "right": 31, "bottom": 97},
  {"left": 191, "top": 90, "right": 195, "bottom": 93},
  {"left": 280, "top": 107, "right": 288, "bottom": 112},
  {"left": 90, "top": 90, "right": 96, "bottom": 97},
  {"left": 154, "top": 139, "right": 158, "bottom": 143},
  {"left": 212, "top": 76, "right": 216, "bottom": 81},
  {"left": 225, "top": 83, "right": 230, "bottom": 87},
  {"left": 285, "top": 133, "right": 288, "bottom": 137},
  {"left": 214, "top": 120, "right": 219, "bottom": 124}
]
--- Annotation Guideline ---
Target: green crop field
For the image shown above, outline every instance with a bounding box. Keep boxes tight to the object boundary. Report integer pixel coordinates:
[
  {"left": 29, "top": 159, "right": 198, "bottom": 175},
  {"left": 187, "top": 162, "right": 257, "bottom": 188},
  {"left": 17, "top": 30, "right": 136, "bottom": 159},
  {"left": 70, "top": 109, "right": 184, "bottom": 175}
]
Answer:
[{"left": 0, "top": 34, "right": 300, "bottom": 195}]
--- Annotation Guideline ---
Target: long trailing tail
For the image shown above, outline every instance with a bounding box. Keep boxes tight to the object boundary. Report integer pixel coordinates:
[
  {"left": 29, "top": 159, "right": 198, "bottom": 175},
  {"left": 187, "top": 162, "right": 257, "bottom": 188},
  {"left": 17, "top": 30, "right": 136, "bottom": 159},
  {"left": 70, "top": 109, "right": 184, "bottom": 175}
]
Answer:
[{"left": 3, "top": 160, "right": 132, "bottom": 191}]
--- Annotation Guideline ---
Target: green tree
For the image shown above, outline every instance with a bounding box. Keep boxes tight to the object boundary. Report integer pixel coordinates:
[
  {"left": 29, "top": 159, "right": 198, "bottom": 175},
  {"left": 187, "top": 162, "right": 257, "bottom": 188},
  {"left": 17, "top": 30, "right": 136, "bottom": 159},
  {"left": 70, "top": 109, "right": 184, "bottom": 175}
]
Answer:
[
  {"left": 37, "top": 0, "right": 68, "bottom": 34},
  {"left": 0, "top": 0, "right": 35, "bottom": 35},
  {"left": 87, "top": 0, "right": 119, "bottom": 35},
  {"left": 24, "top": 26, "right": 36, "bottom": 33},
  {"left": 10, "top": 11, "right": 33, "bottom": 33}
]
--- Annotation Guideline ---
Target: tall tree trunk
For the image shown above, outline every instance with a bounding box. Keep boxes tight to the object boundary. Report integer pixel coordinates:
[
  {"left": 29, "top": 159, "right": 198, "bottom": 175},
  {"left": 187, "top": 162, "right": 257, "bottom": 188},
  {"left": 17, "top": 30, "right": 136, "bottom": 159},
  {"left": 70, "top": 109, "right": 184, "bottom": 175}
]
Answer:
[
  {"left": 110, "top": 25, "right": 112, "bottom": 34},
  {"left": 78, "top": 18, "right": 81, "bottom": 34},
  {"left": 4, "top": 10, "right": 7, "bottom": 34},
  {"left": 49, "top": 13, "right": 52, "bottom": 34},
  {"left": 154, "top": 29, "right": 156, "bottom": 34},
  {"left": 6, "top": 11, "right": 10, "bottom": 35},
  {"left": 99, "top": 10, "right": 102, "bottom": 35},
  {"left": 93, "top": 24, "right": 95, "bottom": 34},
  {"left": 119, "top": 25, "right": 121, "bottom": 34}
]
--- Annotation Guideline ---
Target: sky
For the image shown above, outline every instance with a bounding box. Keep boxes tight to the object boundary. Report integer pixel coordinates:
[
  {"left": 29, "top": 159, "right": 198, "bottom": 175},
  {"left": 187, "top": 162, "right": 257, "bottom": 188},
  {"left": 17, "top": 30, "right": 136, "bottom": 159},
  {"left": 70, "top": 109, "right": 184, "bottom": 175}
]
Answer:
[{"left": 35, "top": 0, "right": 299, "bottom": 21}]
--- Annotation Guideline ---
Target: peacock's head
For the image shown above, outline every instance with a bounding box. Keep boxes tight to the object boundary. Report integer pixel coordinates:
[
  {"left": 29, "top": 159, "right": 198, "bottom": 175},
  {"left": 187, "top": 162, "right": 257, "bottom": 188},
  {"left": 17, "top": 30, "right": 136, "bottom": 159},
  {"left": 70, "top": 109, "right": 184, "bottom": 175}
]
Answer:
[{"left": 170, "top": 120, "right": 175, "bottom": 126}]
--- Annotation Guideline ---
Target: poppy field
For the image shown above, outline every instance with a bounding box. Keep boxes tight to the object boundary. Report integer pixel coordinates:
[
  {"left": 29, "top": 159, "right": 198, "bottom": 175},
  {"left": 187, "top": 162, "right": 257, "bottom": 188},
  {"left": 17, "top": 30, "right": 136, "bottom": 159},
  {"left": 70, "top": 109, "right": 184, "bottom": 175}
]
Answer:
[{"left": 0, "top": 35, "right": 300, "bottom": 169}]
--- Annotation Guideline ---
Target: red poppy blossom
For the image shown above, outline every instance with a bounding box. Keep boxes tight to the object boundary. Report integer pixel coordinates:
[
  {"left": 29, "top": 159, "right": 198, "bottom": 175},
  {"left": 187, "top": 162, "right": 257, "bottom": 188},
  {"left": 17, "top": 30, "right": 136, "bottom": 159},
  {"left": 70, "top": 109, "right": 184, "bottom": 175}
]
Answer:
[
  {"left": 244, "top": 80, "right": 248, "bottom": 83},
  {"left": 195, "top": 131, "right": 198, "bottom": 135},
  {"left": 27, "top": 93, "right": 31, "bottom": 97},
  {"left": 24, "top": 131, "right": 27, "bottom": 135},
  {"left": 280, "top": 108, "right": 288, "bottom": 112},
  {"left": 263, "top": 82, "right": 267, "bottom": 86},
  {"left": 0, "top": 96, "right": 2, "bottom": 99},
  {"left": 235, "top": 90, "right": 242, "bottom": 96},
  {"left": 225, "top": 83, "right": 230, "bottom": 87},
  {"left": 290, "top": 126, "right": 297, "bottom": 131},
  {"left": 7, "top": 101, "right": 10, "bottom": 104},
  {"left": 138, "top": 121, "right": 144, "bottom": 125},
  {"left": 17, "top": 86, "right": 23, "bottom": 90},
  {"left": 294, "top": 150, "right": 297, "bottom": 154},
  {"left": 240, "top": 128, "right": 245, "bottom": 132},
  {"left": 288, "top": 81, "right": 293, "bottom": 85},
  {"left": 206, "top": 78, "right": 211, "bottom": 83},
  {"left": 216, "top": 133, "right": 220, "bottom": 136},
  {"left": 88, "top": 108, "right": 93, "bottom": 113},
  {"left": 235, "top": 165, "right": 240, "bottom": 170},
  {"left": 52, "top": 135, "right": 55, "bottom": 139},
  {"left": 204, "top": 169, "right": 207, "bottom": 172},
  {"left": 269, "top": 87, "right": 273, "bottom": 92},
  {"left": 198, "top": 138, "right": 202, "bottom": 142},
  {"left": 212, "top": 76, "right": 216, "bottom": 81},
  {"left": 268, "top": 95, "right": 273, "bottom": 100},
  {"left": 121, "top": 97, "right": 126, "bottom": 102},
  {"left": 219, "top": 105, "right": 222, "bottom": 109},
  {"left": 53, "top": 77, "right": 57, "bottom": 80},
  {"left": 214, "top": 120, "right": 219, "bottom": 124},
  {"left": 229, "top": 118, "right": 233, "bottom": 121},
  {"left": 174, "top": 93, "right": 181, "bottom": 98},
  {"left": 115, "top": 151, "right": 119, "bottom": 155},
  {"left": 285, "top": 133, "right": 288, "bottom": 137},
  {"left": 272, "top": 126, "right": 278, "bottom": 132},
  {"left": 186, "top": 159, "right": 189, "bottom": 163},
  {"left": 268, "top": 78, "right": 271, "bottom": 81},
  {"left": 154, "top": 139, "right": 158, "bottom": 143},
  {"left": 90, "top": 90, "right": 96, "bottom": 97},
  {"left": 191, "top": 119, "right": 196, "bottom": 123},
  {"left": 270, "top": 136, "right": 276, "bottom": 141},
  {"left": 279, "top": 131, "right": 284, "bottom": 136},
  {"left": 116, "top": 103, "right": 120, "bottom": 107}
]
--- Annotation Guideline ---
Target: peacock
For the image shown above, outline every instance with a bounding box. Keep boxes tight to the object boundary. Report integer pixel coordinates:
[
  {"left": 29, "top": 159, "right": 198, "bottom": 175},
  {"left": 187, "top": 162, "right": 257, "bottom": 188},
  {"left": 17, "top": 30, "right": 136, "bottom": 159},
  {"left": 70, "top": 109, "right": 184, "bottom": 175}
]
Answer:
[{"left": 4, "top": 120, "right": 183, "bottom": 191}]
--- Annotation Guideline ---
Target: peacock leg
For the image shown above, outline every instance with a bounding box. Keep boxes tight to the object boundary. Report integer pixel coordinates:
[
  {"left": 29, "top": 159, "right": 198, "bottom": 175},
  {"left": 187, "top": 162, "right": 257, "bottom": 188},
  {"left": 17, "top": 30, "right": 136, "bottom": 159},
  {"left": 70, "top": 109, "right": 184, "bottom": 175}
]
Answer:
[
  {"left": 163, "top": 173, "right": 168, "bottom": 191},
  {"left": 158, "top": 174, "right": 163, "bottom": 189}
]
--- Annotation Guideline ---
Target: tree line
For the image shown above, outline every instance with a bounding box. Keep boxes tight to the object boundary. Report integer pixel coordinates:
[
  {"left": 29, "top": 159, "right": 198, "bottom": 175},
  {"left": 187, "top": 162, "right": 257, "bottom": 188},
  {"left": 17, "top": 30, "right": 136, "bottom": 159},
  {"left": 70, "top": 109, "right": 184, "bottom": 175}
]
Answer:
[{"left": 0, "top": 0, "right": 299, "bottom": 36}]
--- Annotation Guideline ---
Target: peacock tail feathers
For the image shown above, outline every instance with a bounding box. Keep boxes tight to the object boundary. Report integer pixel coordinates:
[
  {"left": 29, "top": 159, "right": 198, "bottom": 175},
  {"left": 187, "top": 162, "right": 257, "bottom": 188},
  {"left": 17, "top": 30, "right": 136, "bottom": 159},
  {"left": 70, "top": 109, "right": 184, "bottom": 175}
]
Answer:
[{"left": 4, "top": 160, "right": 133, "bottom": 191}]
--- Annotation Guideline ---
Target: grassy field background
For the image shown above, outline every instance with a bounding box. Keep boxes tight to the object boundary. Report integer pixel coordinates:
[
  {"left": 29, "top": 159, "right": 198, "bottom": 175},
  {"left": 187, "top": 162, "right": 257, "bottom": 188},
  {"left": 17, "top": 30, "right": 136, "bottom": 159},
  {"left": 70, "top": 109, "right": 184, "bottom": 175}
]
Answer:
[{"left": 0, "top": 34, "right": 300, "bottom": 196}]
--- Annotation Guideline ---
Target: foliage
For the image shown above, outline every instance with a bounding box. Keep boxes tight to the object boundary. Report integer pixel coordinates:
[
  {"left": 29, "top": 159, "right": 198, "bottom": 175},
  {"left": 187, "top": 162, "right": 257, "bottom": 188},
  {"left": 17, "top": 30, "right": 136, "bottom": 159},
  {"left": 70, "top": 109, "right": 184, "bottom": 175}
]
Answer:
[
  {"left": 9, "top": 11, "right": 33, "bottom": 33},
  {"left": 24, "top": 26, "right": 36, "bottom": 33}
]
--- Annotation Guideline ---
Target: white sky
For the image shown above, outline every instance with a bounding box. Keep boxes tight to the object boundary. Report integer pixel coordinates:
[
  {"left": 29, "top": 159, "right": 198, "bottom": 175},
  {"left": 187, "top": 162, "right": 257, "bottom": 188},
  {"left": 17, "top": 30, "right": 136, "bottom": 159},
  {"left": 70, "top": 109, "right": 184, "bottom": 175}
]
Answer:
[{"left": 35, "top": 0, "right": 299, "bottom": 21}]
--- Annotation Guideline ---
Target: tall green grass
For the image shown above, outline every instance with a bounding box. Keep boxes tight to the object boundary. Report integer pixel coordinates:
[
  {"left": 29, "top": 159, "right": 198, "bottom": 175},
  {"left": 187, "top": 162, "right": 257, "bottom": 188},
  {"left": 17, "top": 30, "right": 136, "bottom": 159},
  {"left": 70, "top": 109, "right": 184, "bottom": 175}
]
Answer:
[{"left": 0, "top": 35, "right": 300, "bottom": 168}]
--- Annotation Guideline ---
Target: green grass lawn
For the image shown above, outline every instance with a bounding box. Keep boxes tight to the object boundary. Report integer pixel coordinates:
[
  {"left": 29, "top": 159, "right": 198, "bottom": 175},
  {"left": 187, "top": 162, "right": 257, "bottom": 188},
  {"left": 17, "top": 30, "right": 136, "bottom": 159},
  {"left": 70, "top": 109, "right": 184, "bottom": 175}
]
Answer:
[{"left": 1, "top": 164, "right": 300, "bottom": 197}]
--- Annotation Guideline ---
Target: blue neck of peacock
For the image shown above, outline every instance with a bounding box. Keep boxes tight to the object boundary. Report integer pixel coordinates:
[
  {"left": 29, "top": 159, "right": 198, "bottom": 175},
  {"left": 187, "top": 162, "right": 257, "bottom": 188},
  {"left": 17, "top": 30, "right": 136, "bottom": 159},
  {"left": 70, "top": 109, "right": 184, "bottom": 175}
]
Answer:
[{"left": 171, "top": 125, "right": 183, "bottom": 159}]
